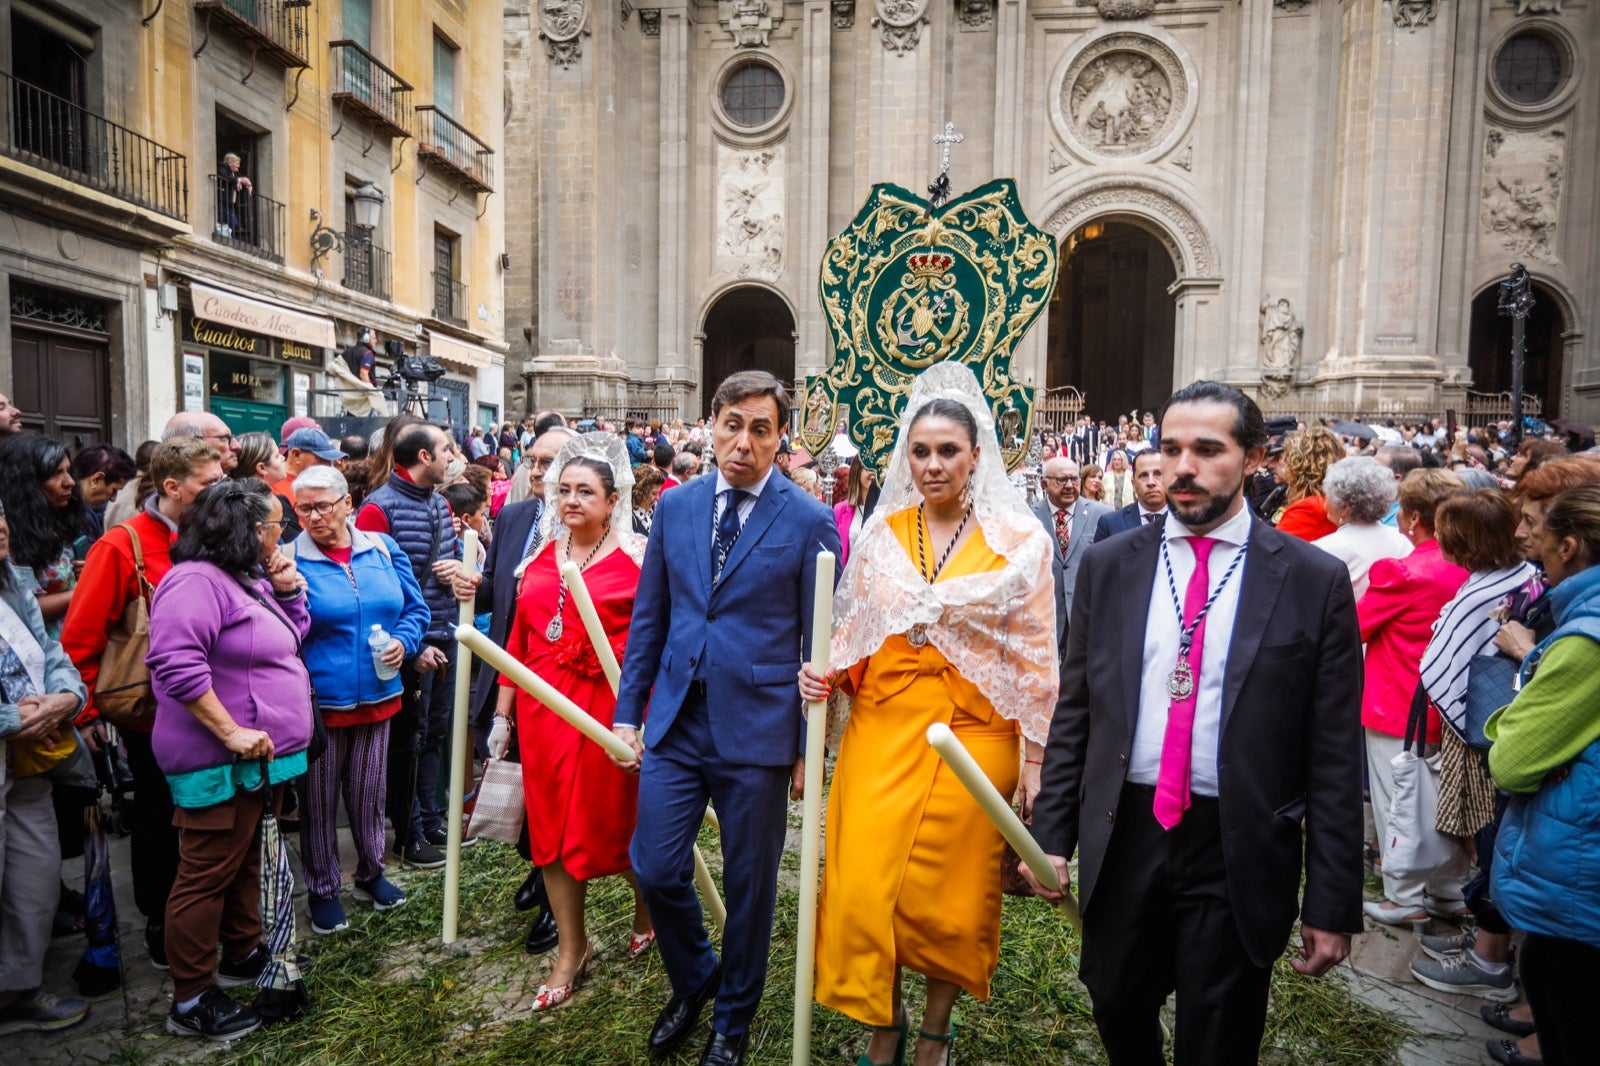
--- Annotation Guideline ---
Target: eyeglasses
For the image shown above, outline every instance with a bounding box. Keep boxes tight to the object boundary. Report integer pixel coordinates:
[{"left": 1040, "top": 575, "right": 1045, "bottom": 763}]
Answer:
[
  {"left": 1040, "top": 476, "right": 1080, "bottom": 485},
  {"left": 292, "top": 501, "right": 342, "bottom": 518},
  {"left": 202, "top": 432, "right": 238, "bottom": 444},
  {"left": 257, "top": 518, "right": 289, "bottom": 530}
]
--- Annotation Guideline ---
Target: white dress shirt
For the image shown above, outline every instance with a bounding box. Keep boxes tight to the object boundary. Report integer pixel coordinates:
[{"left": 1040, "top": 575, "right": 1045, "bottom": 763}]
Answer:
[
  {"left": 712, "top": 466, "right": 772, "bottom": 533},
  {"left": 1127, "top": 505, "right": 1254, "bottom": 797}
]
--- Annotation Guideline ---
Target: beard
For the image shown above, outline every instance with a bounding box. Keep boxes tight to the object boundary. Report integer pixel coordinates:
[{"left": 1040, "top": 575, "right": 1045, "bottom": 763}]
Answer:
[{"left": 1166, "top": 475, "right": 1241, "bottom": 529}]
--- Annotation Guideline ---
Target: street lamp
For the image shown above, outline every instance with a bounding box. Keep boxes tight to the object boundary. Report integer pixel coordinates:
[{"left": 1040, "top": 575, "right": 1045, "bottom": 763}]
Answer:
[
  {"left": 1497, "top": 263, "right": 1535, "bottom": 448},
  {"left": 309, "top": 182, "right": 386, "bottom": 270}
]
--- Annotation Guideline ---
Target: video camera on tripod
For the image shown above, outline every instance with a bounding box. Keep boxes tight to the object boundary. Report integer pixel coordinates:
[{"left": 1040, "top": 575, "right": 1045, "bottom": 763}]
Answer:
[{"left": 379, "top": 339, "right": 451, "bottom": 422}]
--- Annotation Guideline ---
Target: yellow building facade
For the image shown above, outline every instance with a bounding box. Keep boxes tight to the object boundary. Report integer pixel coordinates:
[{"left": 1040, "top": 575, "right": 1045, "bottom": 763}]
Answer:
[{"left": 0, "top": 0, "right": 506, "bottom": 447}]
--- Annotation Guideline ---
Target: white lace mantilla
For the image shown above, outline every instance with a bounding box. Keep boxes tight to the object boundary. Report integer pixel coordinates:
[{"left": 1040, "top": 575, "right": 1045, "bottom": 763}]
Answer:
[
  {"left": 517, "top": 431, "right": 646, "bottom": 575},
  {"left": 829, "top": 362, "right": 1059, "bottom": 744}
]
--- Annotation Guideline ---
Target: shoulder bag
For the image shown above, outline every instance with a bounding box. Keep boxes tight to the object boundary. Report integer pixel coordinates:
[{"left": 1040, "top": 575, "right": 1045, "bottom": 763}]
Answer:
[{"left": 95, "top": 524, "right": 157, "bottom": 728}]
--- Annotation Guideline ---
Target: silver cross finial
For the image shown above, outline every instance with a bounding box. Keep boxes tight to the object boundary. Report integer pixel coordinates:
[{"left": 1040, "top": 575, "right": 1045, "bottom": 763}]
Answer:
[{"left": 933, "top": 122, "right": 964, "bottom": 178}]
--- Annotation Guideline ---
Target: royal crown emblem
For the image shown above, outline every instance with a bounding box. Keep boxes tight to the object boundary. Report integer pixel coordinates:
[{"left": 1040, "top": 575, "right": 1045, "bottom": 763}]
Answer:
[{"left": 802, "top": 177, "right": 1058, "bottom": 473}]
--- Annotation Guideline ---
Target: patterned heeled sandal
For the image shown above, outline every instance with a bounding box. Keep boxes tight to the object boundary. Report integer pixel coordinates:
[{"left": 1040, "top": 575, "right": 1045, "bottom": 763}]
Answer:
[{"left": 530, "top": 940, "right": 593, "bottom": 1012}]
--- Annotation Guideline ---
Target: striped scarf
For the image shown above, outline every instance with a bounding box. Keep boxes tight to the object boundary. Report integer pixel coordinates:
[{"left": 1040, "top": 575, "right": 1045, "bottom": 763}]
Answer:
[{"left": 1419, "top": 562, "right": 1539, "bottom": 737}]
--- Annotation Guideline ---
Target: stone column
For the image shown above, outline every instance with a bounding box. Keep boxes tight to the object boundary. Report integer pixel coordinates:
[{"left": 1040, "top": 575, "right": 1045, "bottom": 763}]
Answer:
[
  {"left": 795, "top": 0, "right": 832, "bottom": 376},
  {"left": 1222, "top": 0, "right": 1273, "bottom": 382},
  {"left": 655, "top": 3, "right": 694, "bottom": 408}
]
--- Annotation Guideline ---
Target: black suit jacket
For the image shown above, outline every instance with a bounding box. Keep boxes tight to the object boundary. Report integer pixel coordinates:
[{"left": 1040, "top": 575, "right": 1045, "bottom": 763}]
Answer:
[
  {"left": 471, "top": 498, "right": 542, "bottom": 720},
  {"left": 1030, "top": 515, "right": 1364, "bottom": 967},
  {"left": 1092, "top": 502, "right": 1144, "bottom": 543}
]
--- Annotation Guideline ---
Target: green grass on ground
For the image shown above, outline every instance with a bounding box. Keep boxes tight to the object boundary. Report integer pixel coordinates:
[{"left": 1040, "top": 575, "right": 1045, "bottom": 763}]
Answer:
[{"left": 162, "top": 837, "right": 1412, "bottom": 1065}]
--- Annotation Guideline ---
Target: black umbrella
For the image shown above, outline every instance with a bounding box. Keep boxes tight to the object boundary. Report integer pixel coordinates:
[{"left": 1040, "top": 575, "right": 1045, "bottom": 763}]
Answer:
[
  {"left": 252, "top": 760, "right": 308, "bottom": 1022},
  {"left": 71, "top": 801, "right": 121, "bottom": 997}
]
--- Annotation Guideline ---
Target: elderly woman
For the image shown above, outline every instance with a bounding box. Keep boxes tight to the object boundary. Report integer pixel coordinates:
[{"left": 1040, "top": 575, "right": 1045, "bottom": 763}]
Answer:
[
  {"left": 60, "top": 439, "right": 225, "bottom": 971},
  {"left": 0, "top": 505, "right": 90, "bottom": 1035},
  {"left": 1485, "top": 482, "right": 1600, "bottom": 1065},
  {"left": 631, "top": 465, "right": 664, "bottom": 535},
  {"left": 1313, "top": 457, "right": 1413, "bottom": 598},
  {"left": 1404, "top": 490, "right": 1539, "bottom": 1003},
  {"left": 1359, "top": 469, "right": 1470, "bottom": 927},
  {"left": 1275, "top": 427, "right": 1346, "bottom": 540},
  {"left": 289, "top": 466, "right": 428, "bottom": 936},
  {"left": 147, "top": 479, "right": 314, "bottom": 1042}
]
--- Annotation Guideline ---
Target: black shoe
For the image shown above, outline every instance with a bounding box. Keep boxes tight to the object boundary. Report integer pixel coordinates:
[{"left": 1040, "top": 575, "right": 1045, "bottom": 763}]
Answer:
[
  {"left": 649, "top": 962, "right": 721, "bottom": 1055},
  {"left": 699, "top": 1030, "right": 749, "bottom": 1066},
  {"left": 400, "top": 839, "right": 447, "bottom": 869},
  {"left": 515, "top": 868, "right": 547, "bottom": 912},
  {"left": 145, "top": 923, "right": 169, "bottom": 971},
  {"left": 524, "top": 908, "right": 559, "bottom": 955},
  {"left": 165, "top": 988, "right": 261, "bottom": 1042},
  {"left": 1481, "top": 1004, "right": 1537, "bottom": 1038},
  {"left": 1486, "top": 1038, "right": 1543, "bottom": 1065},
  {"left": 423, "top": 826, "right": 478, "bottom": 848},
  {"left": 216, "top": 947, "right": 315, "bottom": 989}
]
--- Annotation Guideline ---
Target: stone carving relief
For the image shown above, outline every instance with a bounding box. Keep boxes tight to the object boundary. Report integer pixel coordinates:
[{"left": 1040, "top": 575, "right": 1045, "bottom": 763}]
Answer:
[
  {"left": 1069, "top": 52, "right": 1175, "bottom": 155},
  {"left": 1048, "top": 147, "right": 1071, "bottom": 174},
  {"left": 1043, "top": 179, "right": 1216, "bottom": 276},
  {"left": 1075, "top": 0, "right": 1174, "bottom": 17},
  {"left": 539, "top": 0, "right": 589, "bottom": 66},
  {"left": 1172, "top": 143, "right": 1193, "bottom": 171},
  {"left": 1480, "top": 126, "right": 1564, "bottom": 263},
  {"left": 960, "top": 0, "right": 994, "bottom": 28},
  {"left": 719, "top": 0, "right": 779, "bottom": 47},
  {"left": 1274, "top": 0, "right": 1314, "bottom": 11},
  {"left": 1259, "top": 296, "right": 1303, "bottom": 397},
  {"left": 715, "top": 146, "right": 786, "bottom": 279},
  {"left": 832, "top": 0, "right": 856, "bottom": 28},
  {"left": 1391, "top": 0, "right": 1437, "bottom": 29},
  {"left": 1514, "top": 0, "right": 1562, "bottom": 12},
  {"left": 873, "top": 0, "right": 929, "bottom": 54},
  {"left": 638, "top": 8, "right": 660, "bottom": 34}
]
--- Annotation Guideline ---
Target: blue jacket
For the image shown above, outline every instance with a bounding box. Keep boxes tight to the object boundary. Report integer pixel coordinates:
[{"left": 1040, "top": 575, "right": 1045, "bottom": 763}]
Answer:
[
  {"left": 292, "top": 527, "right": 430, "bottom": 713},
  {"left": 614, "top": 471, "right": 840, "bottom": 766},
  {"left": 364, "top": 471, "right": 458, "bottom": 643},
  {"left": 1493, "top": 563, "right": 1600, "bottom": 948}
]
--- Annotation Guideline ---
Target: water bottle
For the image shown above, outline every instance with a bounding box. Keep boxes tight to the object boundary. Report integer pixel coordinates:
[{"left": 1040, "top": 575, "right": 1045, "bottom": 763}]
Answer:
[{"left": 369, "top": 624, "right": 398, "bottom": 681}]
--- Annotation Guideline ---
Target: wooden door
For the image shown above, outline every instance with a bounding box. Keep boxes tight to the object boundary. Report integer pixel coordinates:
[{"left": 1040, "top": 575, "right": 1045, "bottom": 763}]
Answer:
[{"left": 11, "top": 325, "right": 111, "bottom": 448}]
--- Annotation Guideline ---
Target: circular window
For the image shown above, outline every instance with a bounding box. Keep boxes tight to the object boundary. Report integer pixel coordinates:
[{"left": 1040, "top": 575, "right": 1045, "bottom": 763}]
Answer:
[
  {"left": 721, "top": 63, "right": 785, "bottom": 129},
  {"left": 1494, "top": 33, "right": 1565, "bottom": 105}
]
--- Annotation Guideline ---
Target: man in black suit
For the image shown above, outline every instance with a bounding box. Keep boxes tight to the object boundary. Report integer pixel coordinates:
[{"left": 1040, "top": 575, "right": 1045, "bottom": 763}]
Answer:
[
  {"left": 452, "top": 424, "right": 573, "bottom": 954},
  {"left": 1024, "top": 381, "right": 1363, "bottom": 1065},
  {"left": 1092, "top": 450, "right": 1168, "bottom": 542}
]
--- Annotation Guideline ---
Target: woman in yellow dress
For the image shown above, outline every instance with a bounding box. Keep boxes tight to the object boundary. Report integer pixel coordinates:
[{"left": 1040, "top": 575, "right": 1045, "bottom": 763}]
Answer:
[{"left": 800, "top": 363, "right": 1058, "bottom": 1066}]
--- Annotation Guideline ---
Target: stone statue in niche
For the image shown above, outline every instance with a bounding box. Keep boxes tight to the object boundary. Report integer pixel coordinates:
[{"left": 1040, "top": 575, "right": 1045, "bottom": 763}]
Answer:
[
  {"left": 719, "top": 0, "right": 777, "bottom": 47},
  {"left": 716, "top": 147, "right": 786, "bottom": 278},
  {"left": 1070, "top": 53, "right": 1173, "bottom": 152},
  {"left": 1480, "top": 127, "right": 1564, "bottom": 262},
  {"left": 1259, "top": 296, "right": 1302, "bottom": 396}
]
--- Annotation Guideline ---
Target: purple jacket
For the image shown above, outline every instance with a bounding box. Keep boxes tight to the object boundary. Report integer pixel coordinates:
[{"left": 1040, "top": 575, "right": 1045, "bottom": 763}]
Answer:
[{"left": 146, "top": 560, "right": 314, "bottom": 777}]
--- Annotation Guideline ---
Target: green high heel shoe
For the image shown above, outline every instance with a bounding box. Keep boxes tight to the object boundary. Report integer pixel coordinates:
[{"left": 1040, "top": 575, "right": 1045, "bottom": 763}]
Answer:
[
  {"left": 917, "top": 1025, "right": 955, "bottom": 1066},
  {"left": 857, "top": 1007, "right": 910, "bottom": 1066}
]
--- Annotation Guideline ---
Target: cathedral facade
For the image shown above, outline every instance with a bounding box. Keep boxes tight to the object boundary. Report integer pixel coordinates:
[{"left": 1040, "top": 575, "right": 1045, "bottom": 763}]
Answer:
[{"left": 503, "top": 0, "right": 1598, "bottom": 426}]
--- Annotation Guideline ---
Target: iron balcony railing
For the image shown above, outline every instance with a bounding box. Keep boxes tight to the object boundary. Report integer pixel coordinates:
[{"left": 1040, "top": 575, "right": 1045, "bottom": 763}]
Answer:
[
  {"left": 1, "top": 70, "right": 188, "bottom": 221},
  {"left": 193, "top": 0, "right": 311, "bottom": 67},
  {"left": 328, "top": 41, "right": 412, "bottom": 139},
  {"left": 415, "top": 106, "right": 494, "bottom": 193},
  {"left": 432, "top": 270, "right": 467, "bottom": 326},
  {"left": 342, "top": 234, "right": 392, "bottom": 301},
  {"left": 209, "top": 173, "right": 285, "bottom": 263}
]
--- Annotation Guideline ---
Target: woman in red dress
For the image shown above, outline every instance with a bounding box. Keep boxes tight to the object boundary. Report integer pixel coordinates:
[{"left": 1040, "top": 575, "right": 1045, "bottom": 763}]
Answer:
[{"left": 492, "top": 433, "right": 652, "bottom": 1012}]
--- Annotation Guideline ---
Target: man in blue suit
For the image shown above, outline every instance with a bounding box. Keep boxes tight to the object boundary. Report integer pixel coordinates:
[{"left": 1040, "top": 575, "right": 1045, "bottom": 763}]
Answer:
[
  {"left": 613, "top": 371, "right": 840, "bottom": 1066},
  {"left": 1093, "top": 449, "right": 1169, "bottom": 543}
]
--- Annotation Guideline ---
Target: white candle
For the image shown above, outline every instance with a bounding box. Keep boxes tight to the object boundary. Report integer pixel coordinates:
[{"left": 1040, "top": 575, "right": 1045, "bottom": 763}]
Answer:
[
  {"left": 559, "top": 559, "right": 621, "bottom": 694},
  {"left": 442, "top": 529, "right": 479, "bottom": 945},
  {"left": 926, "top": 721, "right": 1082, "bottom": 931},
  {"left": 792, "top": 550, "right": 836, "bottom": 1066}
]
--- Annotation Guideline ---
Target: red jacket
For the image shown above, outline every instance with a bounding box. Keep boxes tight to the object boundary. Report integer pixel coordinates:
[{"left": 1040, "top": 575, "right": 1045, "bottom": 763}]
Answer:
[
  {"left": 59, "top": 510, "right": 178, "bottom": 730},
  {"left": 1356, "top": 539, "right": 1468, "bottom": 741}
]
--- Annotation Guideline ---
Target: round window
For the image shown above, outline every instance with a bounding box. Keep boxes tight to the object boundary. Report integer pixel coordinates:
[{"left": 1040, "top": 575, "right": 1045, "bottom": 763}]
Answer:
[
  {"left": 1494, "top": 33, "right": 1565, "bottom": 106},
  {"left": 721, "top": 63, "right": 785, "bottom": 129}
]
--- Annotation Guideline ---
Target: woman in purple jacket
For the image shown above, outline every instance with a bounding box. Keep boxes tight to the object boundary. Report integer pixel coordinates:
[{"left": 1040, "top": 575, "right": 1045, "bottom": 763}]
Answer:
[{"left": 146, "top": 479, "right": 314, "bottom": 1043}]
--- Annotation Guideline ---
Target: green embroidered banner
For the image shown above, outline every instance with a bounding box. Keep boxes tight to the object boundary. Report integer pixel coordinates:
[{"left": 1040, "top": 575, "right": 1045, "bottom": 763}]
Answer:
[{"left": 800, "top": 178, "right": 1058, "bottom": 472}]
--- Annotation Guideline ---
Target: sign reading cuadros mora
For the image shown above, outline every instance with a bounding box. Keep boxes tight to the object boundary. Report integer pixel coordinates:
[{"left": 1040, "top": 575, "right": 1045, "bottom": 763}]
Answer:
[
  {"left": 183, "top": 314, "right": 317, "bottom": 364},
  {"left": 188, "top": 281, "right": 337, "bottom": 350}
]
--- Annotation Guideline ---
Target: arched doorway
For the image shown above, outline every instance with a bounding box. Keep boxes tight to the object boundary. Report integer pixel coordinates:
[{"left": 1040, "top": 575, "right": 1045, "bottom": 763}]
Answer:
[
  {"left": 1046, "top": 220, "right": 1177, "bottom": 423},
  {"left": 700, "top": 286, "right": 795, "bottom": 414},
  {"left": 1467, "top": 281, "right": 1568, "bottom": 419}
]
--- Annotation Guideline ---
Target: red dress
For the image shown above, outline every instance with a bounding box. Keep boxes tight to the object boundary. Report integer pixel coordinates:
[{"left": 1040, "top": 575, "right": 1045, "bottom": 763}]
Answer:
[{"left": 501, "top": 546, "right": 639, "bottom": 880}]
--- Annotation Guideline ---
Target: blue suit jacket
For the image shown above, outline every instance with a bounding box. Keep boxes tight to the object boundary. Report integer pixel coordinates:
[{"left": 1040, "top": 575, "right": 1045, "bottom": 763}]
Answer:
[
  {"left": 1092, "top": 502, "right": 1145, "bottom": 544},
  {"left": 615, "top": 472, "right": 841, "bottom": 767}
]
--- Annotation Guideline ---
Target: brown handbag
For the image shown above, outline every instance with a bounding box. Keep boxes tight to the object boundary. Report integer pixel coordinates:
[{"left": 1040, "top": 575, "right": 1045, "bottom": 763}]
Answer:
[{"left": 94, "top": 524, "right": 157, "bottom": 728}]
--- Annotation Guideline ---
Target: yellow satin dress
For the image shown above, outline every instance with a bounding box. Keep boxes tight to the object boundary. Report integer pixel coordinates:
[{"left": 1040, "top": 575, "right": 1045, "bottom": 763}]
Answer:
[{"left": 815, "top": 508, "right": 1021, "bottom": 1026}]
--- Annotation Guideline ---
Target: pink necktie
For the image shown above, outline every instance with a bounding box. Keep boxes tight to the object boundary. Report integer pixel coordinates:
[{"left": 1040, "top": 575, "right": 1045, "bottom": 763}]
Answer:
[{"left": 1153, "top": 536, "right": 1216, "bottom": 830}]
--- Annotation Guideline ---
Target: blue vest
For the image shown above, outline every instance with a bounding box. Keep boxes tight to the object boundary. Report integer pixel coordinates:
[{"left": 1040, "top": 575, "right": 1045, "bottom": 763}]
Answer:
[{"left": 365, "top": 471, "right": 458, "bottom": 642}]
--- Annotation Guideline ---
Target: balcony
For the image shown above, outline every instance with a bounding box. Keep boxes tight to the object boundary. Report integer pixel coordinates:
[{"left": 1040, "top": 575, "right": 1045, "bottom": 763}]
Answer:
[
  {"left": 431, "top": 270, "right": 467, "bottom": 327},
  {"left": 193, "top": 0, "right": 311, "bottom": 68},
  {"left": 415, "top": 106, "right": 494, "bottom": 193},
  {"left": 329, "top": 41, "right": 412, "bottom": 140},
  {"left": 208, "top": 173, "right": 285, "bottom": 263},
  {"left": 342, "top": 235, "right": 392, "bottom": 301},
  {"left": 1, "top": 70, "right": 188, "bottom": 221}
]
